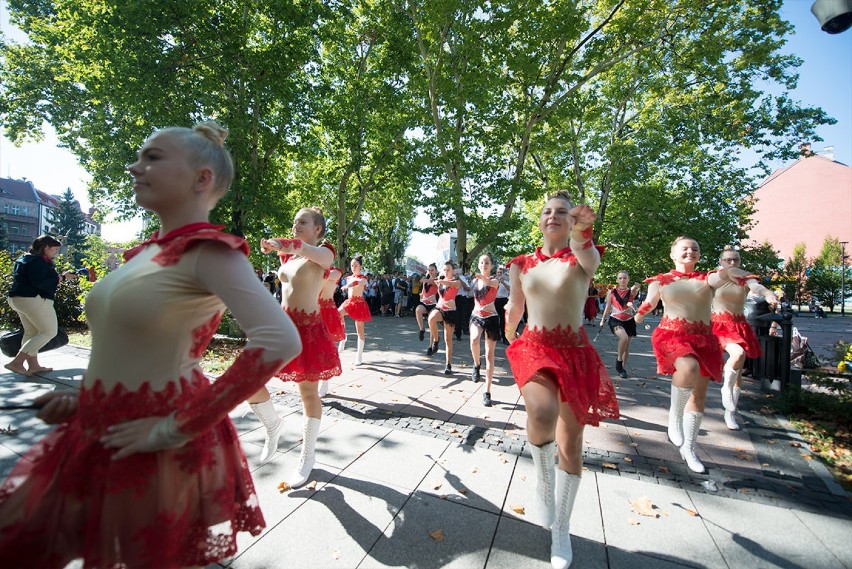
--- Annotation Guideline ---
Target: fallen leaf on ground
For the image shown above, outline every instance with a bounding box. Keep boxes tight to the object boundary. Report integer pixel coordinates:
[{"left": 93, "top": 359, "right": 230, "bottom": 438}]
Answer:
[
  {"left": 801, "top": 453, "right": 813, "bottom": 461},
  {"left": 520, "top": 474, "right": 527, "bottom": 481},
  {"left": 602, "top": 462, "right": 618, "bottom": 470},
  {"left": 658, "top": 466, "right": 670, "bottom": 474},
  {"left": 500, "top": 458, "right": 508, "bottom": 464},
  {"left": 767, "top": 440, "right": 777, "bottom": 445},
  {"left": 432, "top": 481, "right": 443, "bottom": 490},
  {"left": 305, "top": 480, "right": 318, "bottom": 491},
  {"left": 459, "top": 488, "right": 468, "bottom": 495},
  {"left": 629, "top": 442, "right": 639, "bottom": 448},
  {"left": 277, "top": 481, "right": 291, "bottom": 493},
  {"left": 686, "top": 509, "right": 699, "bottom": 517},
  {"left": 332, "top": 550, "right": 341, "bottom": 560},
  {"left": 510, "top": 504, "right": 526, "bottom": 514},
  {"left": 624, "top": 457, "right": 633, "bottom": 463},
  {"left": 628, "top": 518, "right": 641, "bottom": 525},
  {"left": 739, "top": 487, "right": 751, "bottom": 494},
  {"left": 789, "top": 441, "right": 802, "bottom": 447},
  {"left": 734, "top": 451, "right": 753, "bottom": 461},
  {"left": 629, "top": 497, "right": 659, "bottom": 518},
  {"left": 471, "top": 466, "right": 479, "bottom": 473},
  {"left": 429, "top": 529, "right": 445, "bottom": 542}
]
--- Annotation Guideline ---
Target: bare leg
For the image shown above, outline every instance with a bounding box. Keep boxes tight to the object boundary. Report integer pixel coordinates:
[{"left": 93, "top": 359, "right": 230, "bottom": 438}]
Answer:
[{"left": 443, "top": 323, "right": 454, "bottom": 372}]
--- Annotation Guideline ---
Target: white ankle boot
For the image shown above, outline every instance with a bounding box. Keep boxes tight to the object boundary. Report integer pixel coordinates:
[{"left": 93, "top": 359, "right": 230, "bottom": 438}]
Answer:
[
  {"left": 355, "top": 338, "right": 364, "bottom": 365},
  {"left": 550, "top": 471, "right": 581, "bottom": 569},
  {"left": 318, "top": 380, "right": 329, "bottom": 398},
  {"left": 668, "top": 386, "right": 692, "bottom": 447},
  {"left": 680, "top": 411, "right": 706, "bottom": 473},
  {"left": 529, "top": 441, "right": 557, "bottom": 529},
  {"left": 721, "top": 368, "right": 737, "bottom": 411},
  {"left": 290, "top": 416, "right": 321, "bottom": 488},
  {"left": 249, "top": 400, "right": 283, "bottom": 464}
]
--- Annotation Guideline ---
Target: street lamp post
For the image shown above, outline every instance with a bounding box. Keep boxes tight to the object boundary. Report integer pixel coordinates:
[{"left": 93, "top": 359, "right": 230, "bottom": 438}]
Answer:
[{"left": 841, "top": 241, "right": 849, "bottom": 317}]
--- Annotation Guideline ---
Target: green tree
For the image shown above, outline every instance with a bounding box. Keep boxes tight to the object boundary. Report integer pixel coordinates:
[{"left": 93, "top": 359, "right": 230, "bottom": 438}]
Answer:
[
  {"left": 784, "top": 242, "right": 810, "bottom": 310},
  {"left": 738, "top": 241, "right": 783, "bottom": 278},
  {"left": 0, "top": 216, "right": 9, "bottom": 251},
  {"left": 49, "top": 188, "right": 88, "bottom": 266},
  {"left": 807, "top": 236, "right": 845, "bottom": 311}
]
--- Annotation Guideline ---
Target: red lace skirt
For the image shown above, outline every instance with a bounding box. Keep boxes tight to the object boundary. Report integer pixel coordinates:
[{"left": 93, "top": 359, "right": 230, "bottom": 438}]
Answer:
[
  {"left": 712, "top": 312, "right": 761, "bottom": 357},
  {"left": 320, "top": 298, "right": 346, "bottom": 342},
  {"left": 506, "top": 325, "right": 619, "bottom": 426},
  {"left": 276, "top": 308, "right": 342, "bottom": 382},
  {"left": 651, "top": 317, "right": 723, "bottom": 382},
  {"left": 0, "top": 372, "right": 263, "bottom": 568},
  {"left": 340, "top": 296, "right": 372, "bottom": 322}
]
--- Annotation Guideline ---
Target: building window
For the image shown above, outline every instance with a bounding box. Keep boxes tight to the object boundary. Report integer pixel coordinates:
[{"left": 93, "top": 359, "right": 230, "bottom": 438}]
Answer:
[
  {"left": 20, "top": 226, "right": 27, "bottom": 236},
  {"left": 10, "top": 226, "right": 19, "bottom": 235},
  {"left": 21, "top": 206, "right": 28, "bottom": 216},
  {"left": 2, "top": 204, "right": 9, "bottom": 214},
  {"left": 12, "top": 205, "right": 20, "bottom": 215}
]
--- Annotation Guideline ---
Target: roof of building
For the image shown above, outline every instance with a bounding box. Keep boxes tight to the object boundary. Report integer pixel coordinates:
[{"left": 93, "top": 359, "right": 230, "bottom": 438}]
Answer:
[{"left": 0, "top": 177, "right": 40, "bottom": 202}]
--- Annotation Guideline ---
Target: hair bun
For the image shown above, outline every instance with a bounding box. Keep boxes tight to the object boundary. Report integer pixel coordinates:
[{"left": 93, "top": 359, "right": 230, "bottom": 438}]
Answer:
[{"left": 194, "top": 121, "right": 229, "bottom": 146}]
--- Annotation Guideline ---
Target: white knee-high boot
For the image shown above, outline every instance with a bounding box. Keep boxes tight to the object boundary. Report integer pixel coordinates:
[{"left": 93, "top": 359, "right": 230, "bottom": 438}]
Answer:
[
  {"left": 668, "top": 386, "right": 692, "bottom": 447},
  {"left": 725, "top": 383, "right": 742, "bottom": 430},
  {"left": 318, "top": 380, "right": 330, "bottom": 398},
  {"left": 721, "top": 367, "right": 737, "bottom": 411},
  {"left": 528, "top": 441, "right": 557, "bottom": 529},
  {"left": 338, "top": 336, "right": 346, "bottom": 352},
  {"left": 550, "top": 470, "right": 581, "bottom": 569},
  {"left": 356, "top": 338, "right": 365, "bottom": 365},
  {"left": 680, "top": 411, "right": 706, "bottom": 473},
  {"left": 290, "top": 416, "right": 321, "bottom": 488},
  {"left": 249, "top": 400, "right": 283, "bottom": 464}
]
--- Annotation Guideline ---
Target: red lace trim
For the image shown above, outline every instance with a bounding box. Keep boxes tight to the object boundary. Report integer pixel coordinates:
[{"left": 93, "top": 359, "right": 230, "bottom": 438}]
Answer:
[
  {"left": 520, "top": 324, "right": 590, "bottom": 349},
  {"left": 190, "top": 311, "right": 224, "bottom": 358},
  {"left": 276, "top": 308, "right": 341, "bottom": 382},
  {"left": 712, "top": 312, "right": 761, "bottom": 357},
  {"left": 124, "top": 224, "right": 249, "bottom": 266},
  {"left": 732, "top": 273, "right": 760, "bottom": 287},
  {"left": 658, "top": 316, "right": 712, "bottom": 335},
  {"left": 508, "top": 244, "right": 605, "bottom": 274},
  {"left": 644, "top": 270, "right": 712, "bottom": 286}
]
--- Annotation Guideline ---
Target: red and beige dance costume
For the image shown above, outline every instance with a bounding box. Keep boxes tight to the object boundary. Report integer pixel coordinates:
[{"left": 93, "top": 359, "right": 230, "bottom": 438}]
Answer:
[
  {"left": 712, "top": 273, "right": 763, "bottom": 430},
  {"left": 320, "top": 268, "right": 345, "bottom": 343},
  {"left": 469, "top": 280, "right": 499, "bottom": 384},
  {"left": 0, "top": 224, "right": 298, "bottom": 567},
  {"left": 638, "top": 270, "right": 723, "bottom": 473},
  {"left": 506, "top": 229, "right": 619, "bottom": 569},
  {"left": 340, "top": 272, "right": 372, "bottom": 363},
  {"left": 250, "top": 239, "right": 341, "bottom": 486},
  {"left": 426, "top": 283, "right": 459, "bottom": 359}
]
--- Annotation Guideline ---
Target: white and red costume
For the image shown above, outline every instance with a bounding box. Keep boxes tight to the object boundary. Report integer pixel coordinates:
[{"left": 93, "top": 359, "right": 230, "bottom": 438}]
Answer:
[
  {"left": 0, "top": 223, "right": 296, "bottom": 567},
  {"left": 274, "top": 244, "right": 342, "bottom": 382},
  {"left": 340, "top": 273, "right": 372, "bottom": 322},
  {"left": 711, "top": 273, "right": 762, "bottom": 357},
  {"left": 643, "top": 271, "right": 723, "bottom": 382},
  {"left": 506, "top": 246, "right": 619, "bottom": 426},
  {"left": 319, "top": 267, "right": 345, "bottom": 342}
]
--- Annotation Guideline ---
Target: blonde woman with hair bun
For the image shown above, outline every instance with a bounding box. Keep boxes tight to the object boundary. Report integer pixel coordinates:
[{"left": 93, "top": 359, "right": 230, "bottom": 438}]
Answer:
[
  {"left": 0, "top": 122, "right": 302, "bottom": 567},
  {"left": 251, "top": 206, "right": 342, "bottom": 489}
]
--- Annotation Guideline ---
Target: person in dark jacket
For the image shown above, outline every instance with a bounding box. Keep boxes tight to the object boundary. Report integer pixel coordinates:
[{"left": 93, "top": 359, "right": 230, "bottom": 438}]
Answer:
[{"left": 5, "top": 235, "right": 63, "bottom": 375}]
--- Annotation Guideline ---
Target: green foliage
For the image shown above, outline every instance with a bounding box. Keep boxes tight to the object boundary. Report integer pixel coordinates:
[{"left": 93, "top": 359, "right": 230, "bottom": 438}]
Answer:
[
  {"left": 216, "top": 310, "right": 245, "bottom": 339},
  {"left": 783, "top": 242, "right": 810, "bottom": 308},
  {"left": 48, "top": 188, "right": 89, "bottom": 266},
  {"left": 739, "top": 241, "right": 783, "bottom": 277},
  {"left": 806, "top": 236, "right": 847, "bottom": 311}
]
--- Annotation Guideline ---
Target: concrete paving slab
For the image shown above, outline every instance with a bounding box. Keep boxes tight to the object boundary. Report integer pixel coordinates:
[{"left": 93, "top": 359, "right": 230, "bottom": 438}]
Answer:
[
  {"left": 359, "top": 491, "right": 498, "bottom": 569},
  {"left": 791, "top": 509, "right": 852, "bottom": 569},
  {"left": 688, "top": 490, "right": 849, "bottom": 569},
  {"left": 416, "top": 442, "right": 516, "bottom": 514},
  {"left": 597, "top": 474, "right": 726, "bottom": 569},
  {"left": 606, "top": 547, "right": 705, "bottom": 569},
  {"left": 346, "top": 428, "right": 450, "bottom": 491},
  {"left": 231, "top": 473, "right": 410, "bottom": 569}
]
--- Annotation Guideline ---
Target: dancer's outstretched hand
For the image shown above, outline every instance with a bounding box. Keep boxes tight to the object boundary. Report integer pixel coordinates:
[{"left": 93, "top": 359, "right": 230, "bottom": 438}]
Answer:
[{"left": 570, "top": 204, "right": 596, "bottom": 227}]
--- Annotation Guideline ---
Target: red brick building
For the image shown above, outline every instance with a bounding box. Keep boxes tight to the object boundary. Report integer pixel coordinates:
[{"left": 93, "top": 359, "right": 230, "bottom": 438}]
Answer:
[{"left": 747, "top": 148, "right": 852, "bottom": 262}]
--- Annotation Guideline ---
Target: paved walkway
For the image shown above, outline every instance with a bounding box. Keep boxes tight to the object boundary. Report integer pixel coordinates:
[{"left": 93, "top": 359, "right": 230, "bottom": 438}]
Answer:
[{"left": 1, "top": 313, "right": 850, "bottom": 568}]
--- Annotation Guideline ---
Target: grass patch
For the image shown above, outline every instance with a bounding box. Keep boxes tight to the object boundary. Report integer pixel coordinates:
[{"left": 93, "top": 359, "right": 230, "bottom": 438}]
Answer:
[{"left": 768, "top": 381, "right": 852, "bottom": 490}]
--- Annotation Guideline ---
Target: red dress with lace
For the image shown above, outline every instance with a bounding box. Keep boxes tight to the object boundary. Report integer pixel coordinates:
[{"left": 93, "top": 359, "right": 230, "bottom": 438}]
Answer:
[
  {"left": 712, "top": 275, "right": 762, "bottom": 357},
  {"left": 340, "top": 274, "right": 372, "bottom": 322},
  {"left": 319, "top": 268, "right": 346, "bottom": 342},
  {"left": 507, "top": 325, "right": 619, "bottom": 426},
  {"left": 645, "top": 271, "right": 723, "bottom": 382},
  {"left": 506, "top": 245, "right": 618, "bottom": 426},
  {"left": 0, "top": 223, "right": 298, "bottom": 568}
]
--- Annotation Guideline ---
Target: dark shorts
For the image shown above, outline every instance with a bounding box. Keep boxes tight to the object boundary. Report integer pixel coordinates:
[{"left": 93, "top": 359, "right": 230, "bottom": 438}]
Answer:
[
  {"left": 438, "top": 308, "right": 457, "bottom": 328},
  {"left": 470, "top": 313, "right": 501, "bottom": 342},
  {"left": 608, "top": 317, "right": 637, "bottom": 337},
  {"left": 418, "top": 302, "right": 437, "bottom": 313}
]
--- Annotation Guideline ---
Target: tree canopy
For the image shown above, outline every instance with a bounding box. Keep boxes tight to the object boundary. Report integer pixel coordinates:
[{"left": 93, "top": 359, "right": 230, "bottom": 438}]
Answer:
[{"left": 0, "top": 0, "right": 834, "bottom": 274}]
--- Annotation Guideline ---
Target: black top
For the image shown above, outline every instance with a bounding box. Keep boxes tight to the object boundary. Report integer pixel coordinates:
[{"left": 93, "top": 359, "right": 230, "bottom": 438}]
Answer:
[{"left": 8, "top": 254, "right": 60, "bottom": 300}]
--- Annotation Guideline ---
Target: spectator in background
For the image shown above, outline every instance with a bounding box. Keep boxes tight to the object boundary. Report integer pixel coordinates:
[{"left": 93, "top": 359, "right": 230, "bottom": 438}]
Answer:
[
  {"left": 4, "top": 234, "right": 63, "bottom": 376},
  {"left": 394, "top": 272, "right": 408, "bottom": 317},
  {"left": 495, "top": 265, "right": 510, "bottom": 345}
]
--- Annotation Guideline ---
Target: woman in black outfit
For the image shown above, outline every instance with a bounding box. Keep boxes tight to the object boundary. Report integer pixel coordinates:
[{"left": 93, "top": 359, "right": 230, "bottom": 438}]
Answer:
[{"left": 5, "top": 235, "right": 63, "bottom": 375}]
